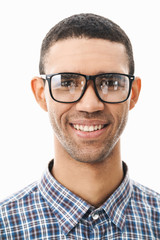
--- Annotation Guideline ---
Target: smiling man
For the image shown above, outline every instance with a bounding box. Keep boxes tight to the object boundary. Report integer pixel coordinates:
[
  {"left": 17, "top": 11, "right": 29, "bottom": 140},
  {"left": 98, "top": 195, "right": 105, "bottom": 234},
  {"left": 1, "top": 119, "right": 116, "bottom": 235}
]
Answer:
[{"left": 0, "top": 13, "right": 160, "bottom": 239}]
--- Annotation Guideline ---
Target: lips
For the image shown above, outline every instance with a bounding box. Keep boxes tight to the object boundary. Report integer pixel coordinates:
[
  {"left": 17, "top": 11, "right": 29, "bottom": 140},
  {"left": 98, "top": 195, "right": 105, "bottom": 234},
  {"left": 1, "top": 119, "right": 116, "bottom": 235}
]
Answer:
[
  {"left": 72, "top": 124, "right": 105, "bottom": 132},
  {"left": 69, "top": 118, "right": 108, "bottom": 137}
]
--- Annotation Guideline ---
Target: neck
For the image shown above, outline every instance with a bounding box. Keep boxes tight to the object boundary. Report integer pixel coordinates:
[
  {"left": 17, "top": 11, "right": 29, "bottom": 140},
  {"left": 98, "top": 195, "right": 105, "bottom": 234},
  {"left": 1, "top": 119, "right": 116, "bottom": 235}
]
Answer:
[{"left": 52, "top": 140, "right": 123, "bottom": 207}]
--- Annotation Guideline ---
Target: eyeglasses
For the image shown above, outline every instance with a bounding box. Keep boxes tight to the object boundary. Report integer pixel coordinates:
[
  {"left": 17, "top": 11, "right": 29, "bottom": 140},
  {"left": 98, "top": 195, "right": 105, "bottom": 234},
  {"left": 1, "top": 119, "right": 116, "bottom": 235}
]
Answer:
[{"left": 41, "top": 72, "right": 135, "bottom": 104}]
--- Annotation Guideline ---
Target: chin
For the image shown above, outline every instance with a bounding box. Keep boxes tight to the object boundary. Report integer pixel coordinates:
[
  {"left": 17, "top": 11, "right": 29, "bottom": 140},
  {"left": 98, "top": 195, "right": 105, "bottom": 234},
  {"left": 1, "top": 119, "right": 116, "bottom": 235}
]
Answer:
[{"left": 69, "top": 147, "right": 113, "bottom": 164}]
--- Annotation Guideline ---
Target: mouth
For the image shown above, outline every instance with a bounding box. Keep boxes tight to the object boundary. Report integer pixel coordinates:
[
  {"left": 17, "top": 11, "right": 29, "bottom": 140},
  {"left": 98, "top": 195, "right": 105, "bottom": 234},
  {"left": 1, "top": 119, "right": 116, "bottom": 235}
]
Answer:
[
  {"left": 72, "top": 124, "right": 106, "bottom": 132},
  {"left": 69, "top": 121, "right": 109, "bottom": 139}
]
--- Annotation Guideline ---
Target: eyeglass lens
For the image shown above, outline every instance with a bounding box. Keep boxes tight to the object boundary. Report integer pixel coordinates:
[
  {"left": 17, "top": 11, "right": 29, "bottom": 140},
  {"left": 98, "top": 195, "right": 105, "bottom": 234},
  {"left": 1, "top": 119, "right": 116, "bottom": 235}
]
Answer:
[{"left": 50, "top": 73, "right": 130, "bottom": 103}]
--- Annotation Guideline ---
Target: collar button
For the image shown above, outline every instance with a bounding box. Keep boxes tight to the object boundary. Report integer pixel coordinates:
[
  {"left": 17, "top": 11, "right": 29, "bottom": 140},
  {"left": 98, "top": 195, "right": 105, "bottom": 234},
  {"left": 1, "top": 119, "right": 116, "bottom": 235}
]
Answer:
[{"left": 92, "top": 213, "right": 99, "bottom": 220}]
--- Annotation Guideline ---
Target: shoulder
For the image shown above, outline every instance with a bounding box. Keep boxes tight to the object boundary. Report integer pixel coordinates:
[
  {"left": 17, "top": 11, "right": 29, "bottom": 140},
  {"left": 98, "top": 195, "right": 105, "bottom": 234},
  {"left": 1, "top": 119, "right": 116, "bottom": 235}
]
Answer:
[
  {"left": 131, "top": 179, "right": 160, "bottom": 205},
  {"left": 0, "top": 181, "right": 40, "bottom": 215},
  {"left": 0, "top": 181, "right": 48, "bottom": 238},
  {"left": 130, "top": 180, "right": 160, "bottom": 220}
]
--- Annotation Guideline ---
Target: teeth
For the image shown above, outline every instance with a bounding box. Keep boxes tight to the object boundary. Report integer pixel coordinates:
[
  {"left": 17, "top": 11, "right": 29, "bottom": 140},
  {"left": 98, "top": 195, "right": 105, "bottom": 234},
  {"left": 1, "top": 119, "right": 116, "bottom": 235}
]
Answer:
[
  {"left": 75, "top": 124, "right": 80, "bottom": 130},
  {"left": 89, "top": 126, "right": 94, "bottom": 131},
  {"left": 73, "top": 124, "right": 104, "bottom": 132}
]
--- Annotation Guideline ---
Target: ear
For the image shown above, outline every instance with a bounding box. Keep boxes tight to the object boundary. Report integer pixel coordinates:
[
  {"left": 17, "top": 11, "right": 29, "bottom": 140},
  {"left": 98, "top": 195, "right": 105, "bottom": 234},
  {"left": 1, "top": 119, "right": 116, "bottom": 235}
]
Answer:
[
  {"left": 129, "top": 76, "right": 141, "bottom": 110},
  {"left": 31, "top": 77, "right": 48, "bottom": 112}
]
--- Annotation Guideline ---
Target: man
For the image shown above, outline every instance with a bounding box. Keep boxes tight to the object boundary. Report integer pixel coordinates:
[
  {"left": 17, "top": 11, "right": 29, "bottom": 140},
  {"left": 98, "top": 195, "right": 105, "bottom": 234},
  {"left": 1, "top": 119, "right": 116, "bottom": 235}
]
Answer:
[{"left": 0, "top": 13, "right": 159, "bottom": 239}]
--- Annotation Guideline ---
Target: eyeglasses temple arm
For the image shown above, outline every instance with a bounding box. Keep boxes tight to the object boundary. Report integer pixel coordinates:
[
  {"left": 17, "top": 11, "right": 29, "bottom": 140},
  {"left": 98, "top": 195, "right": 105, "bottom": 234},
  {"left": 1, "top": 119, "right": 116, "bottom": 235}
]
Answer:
[{"left": 40, "top": 74, "right": 47, "bottom": 80}]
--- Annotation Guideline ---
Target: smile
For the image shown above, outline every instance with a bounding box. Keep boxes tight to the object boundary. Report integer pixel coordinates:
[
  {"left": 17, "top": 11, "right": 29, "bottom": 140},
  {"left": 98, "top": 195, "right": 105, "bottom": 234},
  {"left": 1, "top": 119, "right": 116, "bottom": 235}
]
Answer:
[{"left": 72, "top": 124, "right": 105, "bottom": 132}]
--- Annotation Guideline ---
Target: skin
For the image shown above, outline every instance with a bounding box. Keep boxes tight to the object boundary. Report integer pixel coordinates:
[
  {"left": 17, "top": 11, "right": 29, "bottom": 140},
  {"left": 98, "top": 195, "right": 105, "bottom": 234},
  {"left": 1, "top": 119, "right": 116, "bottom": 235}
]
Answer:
[{"left": 31, "top": 38, "right": 141, "bottom": 207}]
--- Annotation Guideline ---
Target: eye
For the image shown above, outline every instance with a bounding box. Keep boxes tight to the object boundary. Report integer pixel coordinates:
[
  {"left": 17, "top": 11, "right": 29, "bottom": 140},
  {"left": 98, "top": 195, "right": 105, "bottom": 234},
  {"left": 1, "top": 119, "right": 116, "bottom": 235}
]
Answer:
[
  {"left": 51, "top": 74, "right": 79, "bottom": 89},
  {"left": 100, "top": 80, "right": 109, "bottom": 94},
  {"left": 61, "top": 80, "right": 76, "bottom": 87},
  {"left": 96, "top": 74, "right": 129, "bottom": 94},
  {"left": 61, "top": 74, "right": 82, "bottom": 88},
  {"left": 99, "top": 79, "right": 116, "bottom": 89},
  {"left": 109, "top": 80, "right": 119, "bottom": 90}
]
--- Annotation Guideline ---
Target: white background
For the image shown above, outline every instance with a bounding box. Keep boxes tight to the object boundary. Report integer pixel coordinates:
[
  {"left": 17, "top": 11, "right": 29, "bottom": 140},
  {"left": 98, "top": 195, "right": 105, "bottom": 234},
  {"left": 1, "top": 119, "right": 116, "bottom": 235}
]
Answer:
[{"left": 0, "top": 0, "right": 160, "bottom": 200}]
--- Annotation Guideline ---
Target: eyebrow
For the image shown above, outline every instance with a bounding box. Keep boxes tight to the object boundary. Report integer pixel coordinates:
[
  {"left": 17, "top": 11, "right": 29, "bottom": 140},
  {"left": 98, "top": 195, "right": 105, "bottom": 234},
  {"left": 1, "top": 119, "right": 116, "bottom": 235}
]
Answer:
[
  {"left": 91, "top": 71, "right": 118, "bottom": 75},
  {"left": 96, "top": 71, "right": 108, "bottom": 75},
  {"left": 71, "top": 71, "right": 116, "bottom": 75}
]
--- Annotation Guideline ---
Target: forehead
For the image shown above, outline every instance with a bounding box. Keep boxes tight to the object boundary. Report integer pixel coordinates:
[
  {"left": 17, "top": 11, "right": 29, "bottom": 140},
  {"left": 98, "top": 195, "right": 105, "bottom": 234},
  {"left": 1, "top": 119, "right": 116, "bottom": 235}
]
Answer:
[{"left": 45, "top": 38, "right": 129, "bottom": 75}]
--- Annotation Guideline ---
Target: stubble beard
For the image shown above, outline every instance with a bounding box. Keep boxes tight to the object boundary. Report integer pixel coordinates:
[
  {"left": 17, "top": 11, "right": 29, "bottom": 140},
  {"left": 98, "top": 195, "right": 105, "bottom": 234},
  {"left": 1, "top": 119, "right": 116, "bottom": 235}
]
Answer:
[{"left": 49, "top": 109, "right": 129, "bottom": 164}]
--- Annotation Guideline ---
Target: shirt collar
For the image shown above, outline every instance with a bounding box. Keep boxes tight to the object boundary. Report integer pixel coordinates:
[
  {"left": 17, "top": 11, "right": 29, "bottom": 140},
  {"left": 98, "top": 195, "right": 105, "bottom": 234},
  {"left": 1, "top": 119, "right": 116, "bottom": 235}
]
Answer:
[
  {"left": 101, "top": 162, "right": 133, "bottom": 231},
  {"left": 38, "top": 160, "right": 91, "bottom": 235},
  {"left": 38, "top": 160, "right": 132, "bottom": 235}
]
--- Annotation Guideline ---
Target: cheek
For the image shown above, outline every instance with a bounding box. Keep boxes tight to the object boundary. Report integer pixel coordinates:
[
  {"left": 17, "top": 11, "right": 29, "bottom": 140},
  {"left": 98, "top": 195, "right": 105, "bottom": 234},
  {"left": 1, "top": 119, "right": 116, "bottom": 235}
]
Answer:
[
  {"left": 119, "top": 104, "right": 129, "bottom": 129},
  {"left": 44, "top": 86, "right": 68, "bottom": 123},
  {"left": 109, "top": 102, "right": 129, "bottom": 127},
  {"left": 47, "top": 98, "right": 73, "bottom": 128}
]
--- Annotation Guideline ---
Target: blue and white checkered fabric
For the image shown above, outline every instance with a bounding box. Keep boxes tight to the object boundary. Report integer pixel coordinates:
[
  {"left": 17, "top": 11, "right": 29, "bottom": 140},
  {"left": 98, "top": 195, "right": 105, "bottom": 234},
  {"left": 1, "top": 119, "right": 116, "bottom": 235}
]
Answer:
[{"left": 0, "top": 160, "right": 160, "bottom": 239}]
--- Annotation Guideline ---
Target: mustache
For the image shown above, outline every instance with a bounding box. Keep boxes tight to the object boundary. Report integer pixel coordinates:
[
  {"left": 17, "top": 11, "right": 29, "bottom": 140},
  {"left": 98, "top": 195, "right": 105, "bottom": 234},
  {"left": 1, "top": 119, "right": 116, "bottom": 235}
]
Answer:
[{"left": 67, "top": 111, "right": 113, "bottom": 122}]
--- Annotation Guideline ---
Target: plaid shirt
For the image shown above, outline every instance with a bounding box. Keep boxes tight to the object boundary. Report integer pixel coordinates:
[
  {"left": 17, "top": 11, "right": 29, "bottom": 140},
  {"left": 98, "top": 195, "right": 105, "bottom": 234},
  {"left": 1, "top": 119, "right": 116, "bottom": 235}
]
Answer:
[{"left": 0, "top": 160, "right": 160, "bottom": 240}]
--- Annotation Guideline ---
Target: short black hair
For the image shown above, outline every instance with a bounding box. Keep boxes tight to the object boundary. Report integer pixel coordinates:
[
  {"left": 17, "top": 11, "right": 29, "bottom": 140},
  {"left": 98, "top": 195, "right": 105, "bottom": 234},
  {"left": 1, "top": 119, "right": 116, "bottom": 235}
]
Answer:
[{"left": 39, "top": 13, "right": 134, "bottom": 75}]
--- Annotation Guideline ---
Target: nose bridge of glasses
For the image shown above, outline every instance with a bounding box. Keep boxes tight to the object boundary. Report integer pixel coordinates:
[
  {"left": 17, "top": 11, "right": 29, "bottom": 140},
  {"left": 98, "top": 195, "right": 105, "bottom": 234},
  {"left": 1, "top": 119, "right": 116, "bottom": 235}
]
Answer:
[
  {"left": 81, "top": 75, "right": 101, "bottom": 102},
  {"left": 76, "top": 75, "right": 104, "bottom": 111},
  {"left": 85, "top": 75, "right": 97, "bottom": 90},
  {"left": 85, "top": 75, "right": 96, "bottom": 82},
  {"left": 84, "top": 75, "right": 97, "bottom": 94}
]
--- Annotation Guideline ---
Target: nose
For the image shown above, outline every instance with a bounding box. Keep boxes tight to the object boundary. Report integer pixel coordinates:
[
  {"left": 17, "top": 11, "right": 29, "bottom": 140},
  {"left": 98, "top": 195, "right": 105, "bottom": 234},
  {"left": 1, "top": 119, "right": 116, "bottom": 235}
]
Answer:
[{"left": 76, "top": 83, "right": 104, "bottom": 112}]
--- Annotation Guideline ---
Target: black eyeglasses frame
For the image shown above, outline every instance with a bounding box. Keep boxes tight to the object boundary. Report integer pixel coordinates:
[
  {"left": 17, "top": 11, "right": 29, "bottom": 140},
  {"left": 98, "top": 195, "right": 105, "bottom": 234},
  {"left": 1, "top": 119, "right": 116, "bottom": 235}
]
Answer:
[{"left": 41, "top": 72, "right": 135, "bottom": 104}]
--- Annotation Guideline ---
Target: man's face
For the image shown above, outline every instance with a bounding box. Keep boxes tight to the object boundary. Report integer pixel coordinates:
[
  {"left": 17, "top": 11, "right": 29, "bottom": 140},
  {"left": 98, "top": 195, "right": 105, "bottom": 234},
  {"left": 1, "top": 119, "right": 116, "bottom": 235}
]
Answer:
[{"left": 43, "top": 38, "right": 131, "bottom": 163}]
